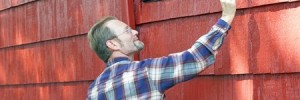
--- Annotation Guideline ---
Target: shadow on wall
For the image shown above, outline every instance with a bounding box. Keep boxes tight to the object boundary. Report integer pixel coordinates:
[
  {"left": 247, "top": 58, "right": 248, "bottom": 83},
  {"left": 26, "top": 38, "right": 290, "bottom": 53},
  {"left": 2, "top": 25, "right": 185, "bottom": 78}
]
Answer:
[{"left": 247, "top": 11, "right": 260, "bottom": 75}]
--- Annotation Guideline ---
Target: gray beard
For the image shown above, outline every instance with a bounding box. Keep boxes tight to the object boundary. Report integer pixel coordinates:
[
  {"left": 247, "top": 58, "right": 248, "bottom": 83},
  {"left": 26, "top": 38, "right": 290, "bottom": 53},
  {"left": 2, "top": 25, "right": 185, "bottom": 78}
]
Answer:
[{"left": 134, "top": 40, "right": 144, "bottom": 51}]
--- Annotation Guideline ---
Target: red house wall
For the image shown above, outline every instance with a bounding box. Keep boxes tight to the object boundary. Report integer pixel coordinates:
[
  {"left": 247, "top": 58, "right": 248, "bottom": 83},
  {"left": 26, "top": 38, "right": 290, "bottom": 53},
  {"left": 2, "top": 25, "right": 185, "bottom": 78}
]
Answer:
[
  {"left": 0, "top": 0, "right": 134, "bottom": 99},
  {"left": 0, "top": 0, "right": 300, "bottom": 100}
]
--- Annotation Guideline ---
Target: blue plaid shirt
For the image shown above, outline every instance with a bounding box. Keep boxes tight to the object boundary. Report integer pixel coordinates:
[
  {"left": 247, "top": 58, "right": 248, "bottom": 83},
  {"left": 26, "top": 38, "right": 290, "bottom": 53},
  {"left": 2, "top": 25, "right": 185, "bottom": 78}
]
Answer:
[{"left": 87, "top": 19, "right": 231, "bottom": 100}]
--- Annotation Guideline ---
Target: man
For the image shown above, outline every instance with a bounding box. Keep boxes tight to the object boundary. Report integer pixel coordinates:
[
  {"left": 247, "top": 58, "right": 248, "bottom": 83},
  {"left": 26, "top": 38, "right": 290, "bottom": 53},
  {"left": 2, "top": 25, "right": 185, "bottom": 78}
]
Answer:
[{"left": 86, "top": 0, "right": 236, "bottom": 99}]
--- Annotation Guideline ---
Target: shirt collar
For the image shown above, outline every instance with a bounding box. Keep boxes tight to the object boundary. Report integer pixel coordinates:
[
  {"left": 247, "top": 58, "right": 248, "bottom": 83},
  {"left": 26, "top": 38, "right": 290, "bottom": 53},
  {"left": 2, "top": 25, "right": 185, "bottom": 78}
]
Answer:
[{"left": 106, "top": 57, "right": 131, "bottom": 67}]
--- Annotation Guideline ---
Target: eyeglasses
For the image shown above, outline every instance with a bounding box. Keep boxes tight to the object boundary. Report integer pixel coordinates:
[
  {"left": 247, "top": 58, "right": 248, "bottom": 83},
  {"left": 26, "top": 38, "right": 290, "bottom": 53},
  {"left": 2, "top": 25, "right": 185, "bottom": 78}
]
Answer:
[
  {"left": 109, "top": 26, "right": 133, "bottom": 40},
  {"left": 120, "top": 26, "right": 133, "bottom": 36}
]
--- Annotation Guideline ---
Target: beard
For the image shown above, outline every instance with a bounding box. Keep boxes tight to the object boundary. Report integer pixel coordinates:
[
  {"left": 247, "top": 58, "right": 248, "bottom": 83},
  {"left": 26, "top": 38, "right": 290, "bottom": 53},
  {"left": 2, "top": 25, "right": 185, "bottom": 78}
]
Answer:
[{"left": 134, "top": 40, "right": 144, "bottom": 51}]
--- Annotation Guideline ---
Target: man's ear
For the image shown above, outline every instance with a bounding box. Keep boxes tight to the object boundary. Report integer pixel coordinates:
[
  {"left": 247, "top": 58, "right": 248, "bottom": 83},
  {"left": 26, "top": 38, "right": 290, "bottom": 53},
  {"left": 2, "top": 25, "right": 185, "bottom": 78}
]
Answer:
[{"left": 106, "top": 40, "right": 120, "bottom": 51}]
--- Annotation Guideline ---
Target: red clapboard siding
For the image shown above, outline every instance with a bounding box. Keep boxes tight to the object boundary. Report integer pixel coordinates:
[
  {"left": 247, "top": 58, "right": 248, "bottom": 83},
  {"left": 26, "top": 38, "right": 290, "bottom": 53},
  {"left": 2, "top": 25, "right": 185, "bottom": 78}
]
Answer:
[
  {"left": 0, "top": 81, "right": 91, "bottom": 100},
  {"left": 216, "top": 2, "right": 300, "bottom": 74},
  {"left": 164, "top": 73, "right": 300, "bottom": 100},
  {"left": 0, "top": 35, "right": 104, "bottom": 85},
  {"left": 134, "top": 0, "right": 298, "bottom": 24},
  {"left": 1, "top": 0, "right": 300, "bottom": 100},
  {"left": 0, "top": 0, "right": 135, "bottom": 48},
  {"left": 138, "top": 2, "right": 300, "bottom": 75},
  {"left": 0, "top": 0, "right": 136, "bottom": 84},
  {"left": 0, "top": 0, "right": 37, "bottom": 11},
  {"left": 0, "top": 0, "right": 11, "bottom": 10},
  {"left": 0, "top": 9, "right": 13, "bottom": 47},
  {"left": 11, "top": 0, "right": 36, "bottom": 6}
]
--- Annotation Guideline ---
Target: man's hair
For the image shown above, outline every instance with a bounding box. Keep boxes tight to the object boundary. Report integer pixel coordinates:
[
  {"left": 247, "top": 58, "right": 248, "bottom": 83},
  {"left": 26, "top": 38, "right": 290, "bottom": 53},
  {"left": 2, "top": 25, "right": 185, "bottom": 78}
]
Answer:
[{"left": 87, "top": 16, "right": 117, "bottom": 63}]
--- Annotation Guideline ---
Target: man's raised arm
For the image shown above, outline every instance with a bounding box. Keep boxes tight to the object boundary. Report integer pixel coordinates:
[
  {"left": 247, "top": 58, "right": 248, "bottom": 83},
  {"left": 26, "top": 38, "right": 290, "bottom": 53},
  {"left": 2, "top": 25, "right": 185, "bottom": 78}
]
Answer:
[{"left": 134, "top": 0, "right": 237, "bottom": 93}]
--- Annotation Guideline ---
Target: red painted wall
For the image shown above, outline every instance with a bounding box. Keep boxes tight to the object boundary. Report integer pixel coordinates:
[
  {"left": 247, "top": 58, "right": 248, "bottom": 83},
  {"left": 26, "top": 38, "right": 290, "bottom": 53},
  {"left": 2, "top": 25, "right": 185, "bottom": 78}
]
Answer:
[
  {"left": 0, "top": 0, "right": 300, "bottom": 100},
  {"left": 0, "top": 0, "right": 134, "bottom": 99}
]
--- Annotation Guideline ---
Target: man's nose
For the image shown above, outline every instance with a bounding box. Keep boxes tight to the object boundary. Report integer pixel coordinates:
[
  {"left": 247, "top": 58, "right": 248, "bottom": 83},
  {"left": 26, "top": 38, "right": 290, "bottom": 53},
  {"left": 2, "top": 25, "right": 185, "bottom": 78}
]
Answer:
[{"left": 132, "top": 30, "right": 138, "bottom": 35}]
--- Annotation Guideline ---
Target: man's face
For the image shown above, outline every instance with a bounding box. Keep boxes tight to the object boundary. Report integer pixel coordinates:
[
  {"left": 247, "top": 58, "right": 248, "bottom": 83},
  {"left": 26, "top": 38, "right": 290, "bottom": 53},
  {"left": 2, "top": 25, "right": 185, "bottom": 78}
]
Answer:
[{"left": 106, "top": 20, "right": 144, "bottom": 55}]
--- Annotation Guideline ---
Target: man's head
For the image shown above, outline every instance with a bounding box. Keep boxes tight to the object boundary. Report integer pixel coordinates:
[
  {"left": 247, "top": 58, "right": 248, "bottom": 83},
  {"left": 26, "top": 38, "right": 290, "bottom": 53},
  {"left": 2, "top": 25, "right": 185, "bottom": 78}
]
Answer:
[{"left": 88, "top": 16, "right": 144, "bottom": 63}]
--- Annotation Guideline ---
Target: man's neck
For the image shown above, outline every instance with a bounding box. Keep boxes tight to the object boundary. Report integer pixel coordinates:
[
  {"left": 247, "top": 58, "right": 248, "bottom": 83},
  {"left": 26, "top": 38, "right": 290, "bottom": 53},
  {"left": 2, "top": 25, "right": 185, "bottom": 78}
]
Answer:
[{"left": 108, "top": 51, "right": 134, "bottom": 61}]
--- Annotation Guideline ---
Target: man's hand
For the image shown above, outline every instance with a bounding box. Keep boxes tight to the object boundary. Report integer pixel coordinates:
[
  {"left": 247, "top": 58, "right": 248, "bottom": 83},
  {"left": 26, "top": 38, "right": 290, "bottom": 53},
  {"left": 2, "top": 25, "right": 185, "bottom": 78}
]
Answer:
[{"left": 220, "top": 0, "right": 236, "bottom": 25}]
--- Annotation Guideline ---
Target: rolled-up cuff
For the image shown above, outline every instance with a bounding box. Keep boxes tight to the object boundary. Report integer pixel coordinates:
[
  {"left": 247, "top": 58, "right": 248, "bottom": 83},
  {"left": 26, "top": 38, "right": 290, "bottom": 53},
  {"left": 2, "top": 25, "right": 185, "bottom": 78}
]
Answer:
[{"left": 216, "top": 19, "right": 231, "bottom": 31}]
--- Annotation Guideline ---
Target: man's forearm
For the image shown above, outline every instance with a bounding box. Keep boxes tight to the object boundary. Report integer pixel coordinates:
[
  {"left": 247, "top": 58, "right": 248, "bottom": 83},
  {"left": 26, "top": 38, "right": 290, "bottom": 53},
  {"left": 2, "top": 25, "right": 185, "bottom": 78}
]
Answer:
[{"left": 220, "top": 0, "right": 236, "bottom": 25}]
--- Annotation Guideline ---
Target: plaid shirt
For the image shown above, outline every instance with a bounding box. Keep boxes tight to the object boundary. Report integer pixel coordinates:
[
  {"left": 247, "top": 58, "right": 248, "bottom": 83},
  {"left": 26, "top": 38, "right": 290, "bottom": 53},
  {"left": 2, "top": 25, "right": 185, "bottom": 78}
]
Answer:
[{"left": 86, "top": 19, "right": 231, "bottom": 100}]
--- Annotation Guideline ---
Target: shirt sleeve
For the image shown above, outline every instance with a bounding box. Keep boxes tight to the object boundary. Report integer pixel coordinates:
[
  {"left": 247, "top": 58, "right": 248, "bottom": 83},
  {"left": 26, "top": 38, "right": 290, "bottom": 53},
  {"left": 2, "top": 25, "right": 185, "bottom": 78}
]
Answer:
[{"left": 134, "top": 19, "right": 231, "bottom": 93}]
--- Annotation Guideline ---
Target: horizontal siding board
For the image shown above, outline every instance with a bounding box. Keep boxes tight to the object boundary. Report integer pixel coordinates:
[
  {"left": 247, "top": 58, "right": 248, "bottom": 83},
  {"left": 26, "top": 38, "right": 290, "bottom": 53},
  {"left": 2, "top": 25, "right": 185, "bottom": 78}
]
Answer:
[
  {"left": 0, "top": 35, "right": 104, "bottom": 85},
  {"left": 164, "top": 73, "right": 300, "bottom": 100},
  {"left": 138, "top": 2, "right": 300, "bottom": 75},
  {"left": 0, "top": 81, "right": 91, "bottom": 100},
  {"left": 134, "top": 0, "right": 299, "bottom": 24},
  {"left": 253, "top": 73, "right": 300, "bottom": 100},
  {"left": 164, "top": 75, "right": 253, "bottom": 100}
]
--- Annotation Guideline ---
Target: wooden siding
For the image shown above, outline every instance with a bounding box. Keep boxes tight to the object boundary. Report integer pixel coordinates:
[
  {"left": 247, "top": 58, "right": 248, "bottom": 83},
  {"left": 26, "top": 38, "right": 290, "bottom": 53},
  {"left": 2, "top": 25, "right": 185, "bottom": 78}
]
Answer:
[{"left": 0, "top": 0, "right": 299, "bottom": 99}]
